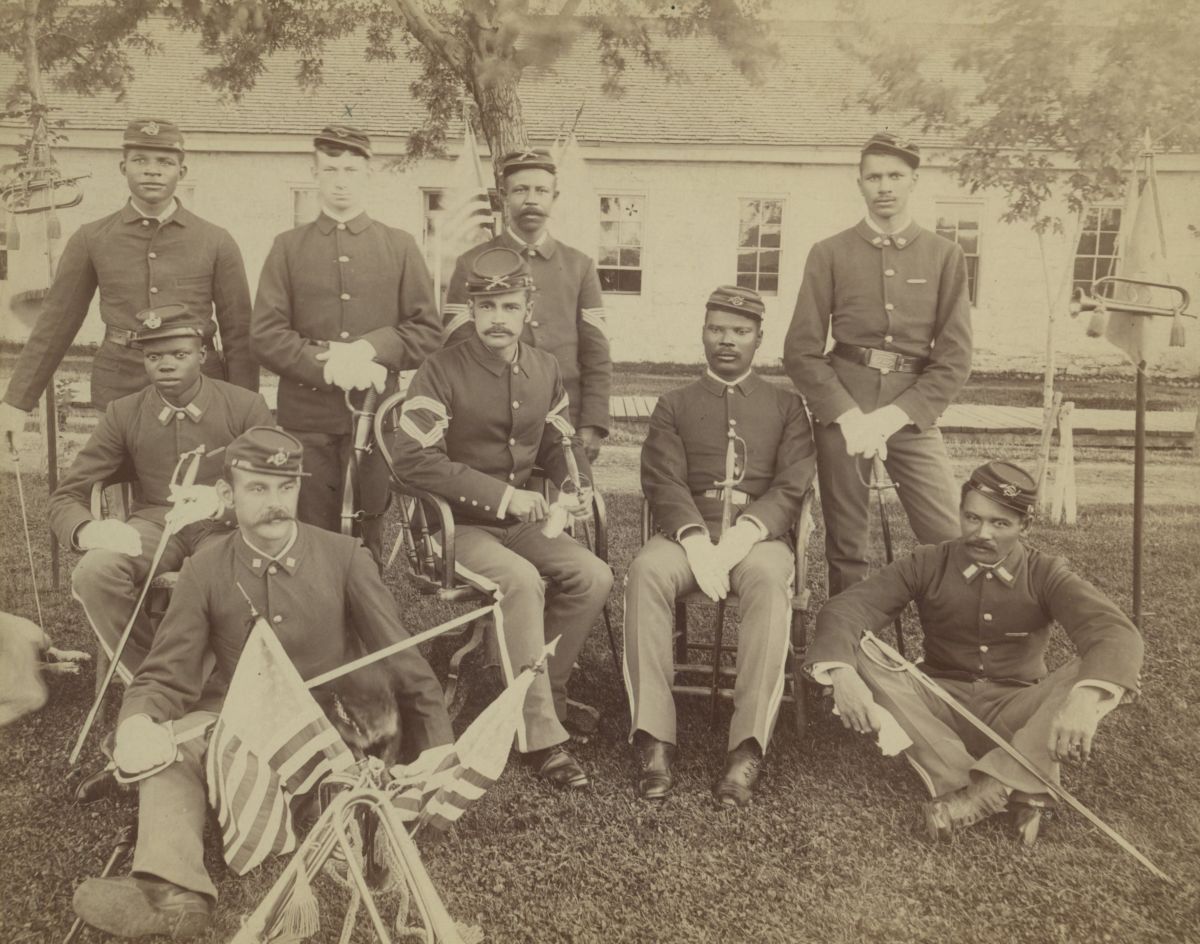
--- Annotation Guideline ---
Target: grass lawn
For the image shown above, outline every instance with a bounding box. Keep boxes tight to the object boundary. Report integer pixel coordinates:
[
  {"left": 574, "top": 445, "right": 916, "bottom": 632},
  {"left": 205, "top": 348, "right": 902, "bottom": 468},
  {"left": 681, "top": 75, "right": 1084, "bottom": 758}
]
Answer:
[{"left": 1, "top": 478, "right": 1198, "bottom": 944}]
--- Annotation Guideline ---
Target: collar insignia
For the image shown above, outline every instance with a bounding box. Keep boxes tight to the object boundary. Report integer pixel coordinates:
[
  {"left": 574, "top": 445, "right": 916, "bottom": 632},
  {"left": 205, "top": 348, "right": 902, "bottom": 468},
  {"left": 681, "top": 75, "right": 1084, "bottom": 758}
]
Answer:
[
  {"left": 266, "top": 449, "right": 289, "bottom": 467},
  {"left": 144, "top": 314, "right": 162, "bottom": 329},
  {"left": 141, "top": 122, "right": 160, "bottom": 136}
]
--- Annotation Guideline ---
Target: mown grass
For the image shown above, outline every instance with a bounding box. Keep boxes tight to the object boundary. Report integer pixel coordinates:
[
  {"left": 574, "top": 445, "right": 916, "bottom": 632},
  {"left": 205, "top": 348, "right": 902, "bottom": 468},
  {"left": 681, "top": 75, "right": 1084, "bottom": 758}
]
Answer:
[{"left": 1, "top": 477, "right": 1198, "bottom": 943}]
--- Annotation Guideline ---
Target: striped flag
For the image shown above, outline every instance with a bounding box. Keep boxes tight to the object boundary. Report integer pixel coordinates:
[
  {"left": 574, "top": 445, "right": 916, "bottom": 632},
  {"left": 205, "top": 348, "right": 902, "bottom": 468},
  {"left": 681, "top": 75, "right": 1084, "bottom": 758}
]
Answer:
[
  {"left": 438, "top": 115, "right": 494, "bottom": 335},
  {"left": 386, "top": 638, "right": 553, "bottom": 832},
  {"left": 205, "top": 617, "right": 356, "bottom": 875}
]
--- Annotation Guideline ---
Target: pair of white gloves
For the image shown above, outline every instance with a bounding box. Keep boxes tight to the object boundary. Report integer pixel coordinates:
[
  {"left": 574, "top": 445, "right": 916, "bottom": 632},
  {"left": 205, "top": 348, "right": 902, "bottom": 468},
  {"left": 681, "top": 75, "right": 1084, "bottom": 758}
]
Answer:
[
  {"left": 77, "top": 483, "right": 225, "bottom": 556},
  {"left": 679, "top": 518, "right": 763, "bottom": 602},
  {"left": 836, "top": 404, "right": 910, "bottom": 460},
  {"left": 315, "top": 339, "right": 388, "bottom": 393}
]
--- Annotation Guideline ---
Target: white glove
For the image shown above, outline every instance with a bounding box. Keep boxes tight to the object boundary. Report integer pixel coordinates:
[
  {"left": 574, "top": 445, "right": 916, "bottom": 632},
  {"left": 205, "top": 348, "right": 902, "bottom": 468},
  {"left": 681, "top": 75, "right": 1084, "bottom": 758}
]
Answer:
[
  {"left": 716, "top": 519, "right": 762, "bottom": 570},
  {"left": 164, "top": 483, "right": 224, "bottom": 530},
  {"left": 316, "top": 340, "right": 387, "bottom": 392},
  {"left": 113, "top": 714, "right": 176, "bottom": 775},
  {"left": 77, "top": 519, "right": 143, "bottom": 557},
  {"left": 858, "top": 404, "right": 910, "bottom": 460},
  {"left": 836, "top": 407, "right": 874, "bottom": 458},
  {"left": 680, "top": 533, "right": 730, "bottom": 602},
  {"left": 0, "top": 402, "right": 29, "bottom": 453}
]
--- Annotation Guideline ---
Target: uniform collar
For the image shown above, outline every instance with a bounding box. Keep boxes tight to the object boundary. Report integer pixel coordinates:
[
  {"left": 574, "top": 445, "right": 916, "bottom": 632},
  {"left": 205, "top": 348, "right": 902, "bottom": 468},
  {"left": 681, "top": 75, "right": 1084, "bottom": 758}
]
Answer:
[
  {"left": 154, "top": 376, "right": 211, "bottom": 425},
  {"left": 502, "top": 227, "right": 557, "bottom": 260},
  {"left": 855, "top": 218, "right": 921, "bottom": 250},
  {"left": 121, "top": 198, "right": 187, "bottom": 226},
  {"left": 699, "top": 368, "right": 762, "bottom": 398},
  {"left": 955, "top": 541, "right": 1024, "bottom": 588},
  {"left": 465, "top": 331, "right": 530, "bottom": 377},
  {"left": 316, "top": 211, "right": 372, "bottom": 235},
  {"left": 236, "top": 521, "right": 302, "bottom": 575}
]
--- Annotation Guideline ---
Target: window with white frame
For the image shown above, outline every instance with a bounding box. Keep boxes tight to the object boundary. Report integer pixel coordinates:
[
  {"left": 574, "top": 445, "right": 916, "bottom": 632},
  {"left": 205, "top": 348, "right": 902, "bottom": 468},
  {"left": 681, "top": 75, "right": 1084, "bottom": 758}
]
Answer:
[
  {"left": 292, "top": 187, "right": 319, "bottom": 228},
  {"left": 1073, "top": 206, "right": 1122, "bottom": 296},
  {"left": 935, "top": 201, "right": 982, "bottom": 305},
  {"left": 736, "top": 198, "right": 782, "bottom": 295},
  {"left": 597, "top": 194, "right": 644, "bottom": 294}
]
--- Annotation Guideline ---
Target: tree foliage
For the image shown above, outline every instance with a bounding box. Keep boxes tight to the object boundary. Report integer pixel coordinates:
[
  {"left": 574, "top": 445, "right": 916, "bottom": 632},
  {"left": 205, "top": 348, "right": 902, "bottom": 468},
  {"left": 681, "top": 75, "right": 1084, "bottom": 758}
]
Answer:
[{"left": 840, "top": 0, "right": 1200, "bottom": 231}]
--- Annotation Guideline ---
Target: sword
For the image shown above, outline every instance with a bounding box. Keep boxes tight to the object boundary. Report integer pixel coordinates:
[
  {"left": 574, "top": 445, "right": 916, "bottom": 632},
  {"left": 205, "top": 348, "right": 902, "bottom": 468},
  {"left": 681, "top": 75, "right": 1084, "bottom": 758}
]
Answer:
[
  {"left": 9, "top": 440, "right": 45, "bottom": 630},
  {"left": 68, "top": 445, "right": 208, "bottom": 766},
  {"left": 860, "top": 631, "right": 1175, "bottom": 884}
]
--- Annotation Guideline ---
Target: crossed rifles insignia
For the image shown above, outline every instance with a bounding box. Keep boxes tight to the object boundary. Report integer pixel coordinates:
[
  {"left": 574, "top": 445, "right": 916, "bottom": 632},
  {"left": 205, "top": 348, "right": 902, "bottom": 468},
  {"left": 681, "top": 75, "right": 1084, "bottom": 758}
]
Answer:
[
  {"left": 1000, "top": 484, "right": 1021, "bottom": 498},
  {"left": 266, "top": 450, "right": 289, "bottom": 467},
  {"left": 727, "top": 294, "right": 746, "bottom": 307},
  {"left": 141, "top": 122, "right": 160, "bottom": 136},
  {"left": 144, "top": 313, "right": 162, "bottom": 330}
]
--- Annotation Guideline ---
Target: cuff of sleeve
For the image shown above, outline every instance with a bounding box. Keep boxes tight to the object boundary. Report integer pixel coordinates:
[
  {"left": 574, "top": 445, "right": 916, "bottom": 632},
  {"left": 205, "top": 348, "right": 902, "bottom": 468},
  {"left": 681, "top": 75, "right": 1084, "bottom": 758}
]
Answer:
[
  {"left": 737, "top": 515, "right": 768, "bottom": 540},
  {"left": 1073, "top": 679, "right": 1125, "bottom": 701},
  {"left": 808, "top": 661, "right": 855, "bottom": 685},
  {"left": 675, "top": 524, "right": 706, "bottom": 543},
  {"left": 70, "top": 521, "right": 91, "bottom": 552},
  {"left": 497, "top": 485, "right": 515, "bottom": 520},
  {"left": 890, "top": 388, "right": 937, "bottom": 431}
]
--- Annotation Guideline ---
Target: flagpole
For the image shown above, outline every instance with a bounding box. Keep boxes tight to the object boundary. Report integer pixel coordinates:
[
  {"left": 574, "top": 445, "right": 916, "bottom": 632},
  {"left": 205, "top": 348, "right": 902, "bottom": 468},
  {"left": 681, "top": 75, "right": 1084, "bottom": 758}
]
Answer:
[{"left": 1133, "top": 361, "right": 1146, "bottom": 628}]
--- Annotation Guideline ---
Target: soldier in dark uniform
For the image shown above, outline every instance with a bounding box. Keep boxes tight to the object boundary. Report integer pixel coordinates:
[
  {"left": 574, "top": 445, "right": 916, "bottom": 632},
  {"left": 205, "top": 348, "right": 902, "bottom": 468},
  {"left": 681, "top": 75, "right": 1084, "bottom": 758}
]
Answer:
[
  {"left": 442, "top": 148, "right": 612, "bottom": 461},
  {"left": 806, "top": 461, "right": 1143, "bottom": 845},
  {"left": 48, "top": 306, "right": 273, "bottom": 680},
  {"left": 70, "top": 427, "right": 452, "bottom": 940},
  {"left": 0, "top": 119, "right": 258, "bottom": 450},
  {"left": 624, "top": 286, "right": 816, "bottom": 807},
  {"left": 251, "top": 124, "right": 440, "bottom": 561},
  {"left": 784, "top": 132, "right": 972, "bottom": 597},
  {"left": 392, "top": 247, "right": 613, "bottom": 789}
]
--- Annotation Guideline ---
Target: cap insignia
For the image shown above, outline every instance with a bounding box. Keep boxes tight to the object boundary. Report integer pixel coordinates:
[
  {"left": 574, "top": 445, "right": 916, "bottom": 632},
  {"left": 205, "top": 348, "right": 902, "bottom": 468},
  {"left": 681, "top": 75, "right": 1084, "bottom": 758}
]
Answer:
[
  {"left": 728, "top": 294, "right": 745, "bottom": 307},
  {"left": 266, "top": 449, "right": 289, "bottom": 467},
  {"left": 141, "top": 122, "right": 160, "bottom": 136},
  {"left": 1000, "top": 484, "right": 1021, "bottom": 498},
  {"left": 144, "top": 314, "right": 162, "bottom": 329}
]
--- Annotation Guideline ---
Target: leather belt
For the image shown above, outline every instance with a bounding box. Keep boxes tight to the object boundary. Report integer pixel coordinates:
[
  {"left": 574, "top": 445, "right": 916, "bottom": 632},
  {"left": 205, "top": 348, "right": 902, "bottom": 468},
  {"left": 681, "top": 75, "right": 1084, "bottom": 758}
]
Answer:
[
  {"left": 103, "top": 326, "right": 137, "bottom": 347},
  {"left": 833, "top": 341, "right": 928, "bottom": 374},
  {"left": 697, "top": 488, "right": 752, "bottom": 506}
]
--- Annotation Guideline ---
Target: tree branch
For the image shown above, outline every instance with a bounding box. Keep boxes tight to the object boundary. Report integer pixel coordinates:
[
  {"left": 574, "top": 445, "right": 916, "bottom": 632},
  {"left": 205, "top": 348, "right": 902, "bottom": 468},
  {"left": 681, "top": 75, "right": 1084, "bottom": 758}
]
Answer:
[{"left": 388, "top": 0, "right": 469, "bottom": 73}]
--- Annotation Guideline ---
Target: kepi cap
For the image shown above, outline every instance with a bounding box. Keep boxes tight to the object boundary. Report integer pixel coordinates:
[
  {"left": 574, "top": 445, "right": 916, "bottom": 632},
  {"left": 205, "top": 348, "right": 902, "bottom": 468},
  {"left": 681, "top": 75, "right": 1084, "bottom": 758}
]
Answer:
[
  {"left": 965, "top": 460, "right": 1037, "bottom": 516},
  {"left": 465, "top": 247, "right": 535, "bottom": 296},
  {"left": 861, "top": 131, "right": 921, "bottom": 169},
  {"left": 706, "top": 285, "right": 765, "bottom": 322},
  {"left": 226, "top": 426, "right": 310, "bottom": 478},
  {"left": 314, "top": 124, "right": 372, "bottom": 159},
  {"left": 123, "top": 119, "right": 184, "bottom": 154},
  {"left": 132, "top": 304, "right": 211, "bottom": 344},
  {"left": 500, "top": 148, "right": 556, "bottom": 179}
]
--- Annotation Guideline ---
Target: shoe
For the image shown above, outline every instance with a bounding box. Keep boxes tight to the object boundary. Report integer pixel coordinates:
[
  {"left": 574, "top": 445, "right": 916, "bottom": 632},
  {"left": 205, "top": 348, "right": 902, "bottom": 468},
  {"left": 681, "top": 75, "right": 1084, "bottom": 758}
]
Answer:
[
  {"left": 1010, "top": 791, "right": 1053, "bottom": 847},
  {"left": 527, "top": 744, "right": 590, "bottom": 789},
  {"left": 633, "top": 732, "right": 675, "bottom": 801},
  {"left": 73, "top": 875, "right": 211, "bottom": 939},
  {"left": 923, "top": 774, "right": 1010, "bottom": 842},
  {"left": 74, "top": 766, "right": 121, "bottom": 805},
  {"left": 713, "top": 739, "right": 762, "bottom": 809}
]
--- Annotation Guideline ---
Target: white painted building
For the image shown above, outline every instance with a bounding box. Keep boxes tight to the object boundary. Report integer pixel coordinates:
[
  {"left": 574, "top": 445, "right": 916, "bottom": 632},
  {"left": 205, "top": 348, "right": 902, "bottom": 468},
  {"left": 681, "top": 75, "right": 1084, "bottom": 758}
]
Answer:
[{"left": 2, "top": 18, "right": 1197, "bottom": 375}]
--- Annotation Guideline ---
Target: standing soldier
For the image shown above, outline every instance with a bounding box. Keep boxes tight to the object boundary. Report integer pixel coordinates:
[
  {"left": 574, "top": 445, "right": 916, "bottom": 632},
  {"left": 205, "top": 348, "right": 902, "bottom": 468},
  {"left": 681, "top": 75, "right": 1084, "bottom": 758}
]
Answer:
[
  {"left": 252, "top": 125, "right": 440, "bottom": 561},
  {"left": 624, "top": 286, "right": 816, "bottom": 807},
  {"left": 392, "top": 247, "right": 612, "bottom": 789},
  {"left": 783, "top": 132, "right": 972, "bottom": 596},
  {"left": 442, "top": 149, "right": 612, "bottom": 462},
  {"left": 0, "top": 119, "right": 257, "bottom": 450}
]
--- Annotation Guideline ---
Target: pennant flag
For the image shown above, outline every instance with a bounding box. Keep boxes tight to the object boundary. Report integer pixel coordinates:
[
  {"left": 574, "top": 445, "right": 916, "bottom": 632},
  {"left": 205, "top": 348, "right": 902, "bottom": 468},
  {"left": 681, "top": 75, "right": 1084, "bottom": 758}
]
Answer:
[
  {"left": 549, "top": 129, "right": 599, "bottom": 261},
  {"left": 385, "top": 639, "right": 555, "bottom": 832},
  {"left": 438, "top": 115, "right": 495, "bottom": 334},
  {"left": 205, "top": 617, "right": 355, "bottom": 875},
  {"left": 1105, "top": 150, "right": 1170, "bottom": 365}
]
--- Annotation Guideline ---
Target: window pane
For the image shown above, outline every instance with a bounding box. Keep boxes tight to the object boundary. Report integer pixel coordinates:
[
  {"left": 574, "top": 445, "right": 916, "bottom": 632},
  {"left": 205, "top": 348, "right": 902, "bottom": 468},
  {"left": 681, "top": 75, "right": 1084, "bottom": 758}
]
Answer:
[
  {"left": 936, "top": 222, "right": 955, "bottom": 239},
  {"left": 759, "top": 249, "right": 780, "bottom": 274},
  {"left": 1074, "top": 258, "right": 1096, "bottom": 283},
  {"left": 599, "top": 221, "right": 618, "bottom": 245},
  {"left": 966, "top": 257, "right": 979, "bottom": 304},
  {"left": 758, "top": 273, "right": 778, "bottom": 294},
  {"left": 759, "top": 224, "right": 781, "bottom": 248},
  {"left": 737, "top": 249, "right": 759, "bottom": 274},
  {"left": 736, "top": 272, "right": 757, "bottom": 290},
  {"left": 599, "top": 268, "right": 620, "bottom": 292},
  {"left": 1100, "top": 207, "right": 1122, "bottom": 231},
  {"left": 619, "top": 269, "right": 642, "bottom": 293},
  {"left": 599, "top": 248, "right": 619, "bottom": 267},
  {"left": 738, "top": 221, "right": 760, "bottom": 249},
  {"left": 600, "top": 196, "right": 615, "bottom": 219},
  {"left": 619, "top": 247, "right": 641, "bottom": 267},
  {"left": 620, "top": 221, "right": 642, "bottom": 246},
  {"left": 958, "top": 233, "right": 978, "bottom": 255},
  {"left": 425, "top": 191, "right": 443, "bottom": 212},
  {"left": 293, "top": 189, "right": 319, "bottom": 227},
  {"left": 1097, "top": 231, "right": 1117, "bottom": 256},
  {"left": 1077, "top": 232, "right": 1097, "bottom": 255},
  {"left": 764, "top": 201, "right": 783, "bottom": 225}
]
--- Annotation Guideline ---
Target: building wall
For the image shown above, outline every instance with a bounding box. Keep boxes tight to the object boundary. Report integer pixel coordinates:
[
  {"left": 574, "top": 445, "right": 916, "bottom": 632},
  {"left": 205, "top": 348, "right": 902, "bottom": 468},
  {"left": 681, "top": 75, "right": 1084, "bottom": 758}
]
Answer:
[{"left": 4, "top": 139, "right": 1199, "bottom": 376}]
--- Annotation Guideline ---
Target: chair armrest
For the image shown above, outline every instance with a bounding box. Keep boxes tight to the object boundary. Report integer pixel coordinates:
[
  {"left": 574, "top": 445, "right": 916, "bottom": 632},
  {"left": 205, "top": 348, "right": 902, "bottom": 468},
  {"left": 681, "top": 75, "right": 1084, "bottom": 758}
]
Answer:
[
  {"left": 90, "top": 479, "right": 134, "bottom": 521},
  {"left": 640, "top": 498, "right": 653, "bottom": 547},
  {"left": 591, "top": 489, "right": 609, "bottom": 562},
  {"left": 791, "top": 488, "right": 817, "bottom": 611}
]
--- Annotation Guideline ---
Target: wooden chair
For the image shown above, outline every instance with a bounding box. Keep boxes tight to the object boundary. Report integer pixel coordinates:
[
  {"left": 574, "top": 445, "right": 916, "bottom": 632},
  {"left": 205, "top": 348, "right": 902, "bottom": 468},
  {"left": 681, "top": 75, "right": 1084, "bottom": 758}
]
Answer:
[
  {"left": 372, "top": 390, "right": 620, "bottom": 719},
  {"left": 638, "top": 488, "right": 817, "bottom": 736}
]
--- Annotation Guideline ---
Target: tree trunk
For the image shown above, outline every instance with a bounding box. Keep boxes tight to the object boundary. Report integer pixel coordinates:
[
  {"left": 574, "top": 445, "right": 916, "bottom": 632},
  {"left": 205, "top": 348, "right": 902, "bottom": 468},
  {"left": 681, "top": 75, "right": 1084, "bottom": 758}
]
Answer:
[{"left": 467, "top": 48, "right": 528, "bottom": 186}]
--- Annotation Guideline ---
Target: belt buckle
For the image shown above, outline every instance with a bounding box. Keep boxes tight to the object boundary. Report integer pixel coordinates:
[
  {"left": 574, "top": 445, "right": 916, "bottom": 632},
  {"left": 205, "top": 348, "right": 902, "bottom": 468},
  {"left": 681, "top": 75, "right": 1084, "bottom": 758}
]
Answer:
[{"left": 865, "top": 348, "right": 902, "bottom": 372}]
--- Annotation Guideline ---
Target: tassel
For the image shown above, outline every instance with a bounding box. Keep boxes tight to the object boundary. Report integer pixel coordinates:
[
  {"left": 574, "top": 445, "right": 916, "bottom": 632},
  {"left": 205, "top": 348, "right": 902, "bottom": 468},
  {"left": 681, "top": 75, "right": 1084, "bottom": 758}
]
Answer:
[
  {"left": 1086, "top": 306, "right": 1108, "bottom": 338},
  {"left": 1169, "top": 312, "right": 1186, "bottom": 348},
  {"left": 7, "top": 213, "right": 19, "bottom": 251},
  {"left": 47, "top": 205, "right": 61, "bottom": 241},
  {"left": 274, "top": 860, "right": 320, "bottom": 941}
]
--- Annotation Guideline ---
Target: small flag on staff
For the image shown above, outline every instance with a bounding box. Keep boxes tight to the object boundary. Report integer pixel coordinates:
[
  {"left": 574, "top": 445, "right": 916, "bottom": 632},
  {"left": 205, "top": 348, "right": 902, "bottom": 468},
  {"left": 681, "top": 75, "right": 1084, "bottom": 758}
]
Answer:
[
  {"left": 205, "top": 617, "right": 356, "bottom": 875},
  {"left": 438, "top": 113, "right": 494, "bottom": 335}
]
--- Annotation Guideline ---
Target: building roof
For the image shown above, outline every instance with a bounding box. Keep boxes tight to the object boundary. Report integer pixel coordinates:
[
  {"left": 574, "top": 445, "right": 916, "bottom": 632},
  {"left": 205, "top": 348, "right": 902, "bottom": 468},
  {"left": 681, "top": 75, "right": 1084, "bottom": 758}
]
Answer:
[{"left": 5, "top": 17, "right": 983, "bottom": 152}]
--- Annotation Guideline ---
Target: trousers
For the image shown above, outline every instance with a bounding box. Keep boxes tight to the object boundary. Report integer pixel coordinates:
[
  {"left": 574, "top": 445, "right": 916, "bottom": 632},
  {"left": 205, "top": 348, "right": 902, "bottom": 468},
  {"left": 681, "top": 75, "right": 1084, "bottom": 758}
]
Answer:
[
  {"left": 453, "top": 519, "right": 612, "bottom": 753},
  {"left": 814, "top": 419, "right": 960, "bottom": 596},
  {"left": 623, "top": 535, "right": 794, "bottom": 752}
]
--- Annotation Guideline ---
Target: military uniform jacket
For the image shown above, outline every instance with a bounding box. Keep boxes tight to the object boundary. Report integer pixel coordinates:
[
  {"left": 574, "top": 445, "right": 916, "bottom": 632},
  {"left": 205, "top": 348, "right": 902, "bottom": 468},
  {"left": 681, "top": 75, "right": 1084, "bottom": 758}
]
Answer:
[
  {"left": 391, "top": 333, "right": 590, "bottom": 527},
  {"left": 783, "top": 220, "right": 972, "bottom": 430},
  {"left": 642, "top": 372, "right": 816, "bottom": 541},
  {"left": 252, "top": 212, "right": 440, "bottom": 433},
  {"left": 118, "top": 523, "right": 453, "bottom": 754},
  {"left": 806, "top": 540, "right": 1143, "bottom": 692},
  {"left": 47, "top": 377, "right": 273, "bottom": 548},
  {"left": 443, "top": 231, "right": 612, "bottom": 434},
  {"left": 3, "top": 202, "right": 257, "bottom": 412}
]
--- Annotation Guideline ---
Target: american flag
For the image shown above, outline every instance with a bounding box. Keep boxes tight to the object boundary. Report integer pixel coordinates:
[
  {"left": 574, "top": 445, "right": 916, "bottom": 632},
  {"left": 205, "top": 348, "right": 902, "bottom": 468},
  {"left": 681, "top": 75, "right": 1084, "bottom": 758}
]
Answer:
[{"left": 205, "top": 617, "right": 356, "bottom": 875}]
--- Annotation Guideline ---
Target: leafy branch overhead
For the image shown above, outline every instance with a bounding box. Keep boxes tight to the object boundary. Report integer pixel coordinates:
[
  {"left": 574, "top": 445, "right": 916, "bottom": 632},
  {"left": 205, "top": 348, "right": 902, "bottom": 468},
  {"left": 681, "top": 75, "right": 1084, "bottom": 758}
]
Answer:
[{"left": 840, "top": 0, "right": 1200, "bottom": 231}]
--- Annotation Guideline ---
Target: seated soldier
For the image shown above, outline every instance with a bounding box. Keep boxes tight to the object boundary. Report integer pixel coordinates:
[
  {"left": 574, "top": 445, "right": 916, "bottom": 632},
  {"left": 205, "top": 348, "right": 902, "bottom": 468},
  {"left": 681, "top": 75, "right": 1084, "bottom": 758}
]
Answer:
[
  {"left": 623, "top": 286, "right": 816, "bottom": 807},
  {"left": 71, "top": 427, "right": 453, "bottom": 940},
  {"left": 48, "top": 306, "right": 273, "bottom": 680},
  {"left": 806, "top": 460, "right": 1144, "bottom": 843},
  {"left": 392, "top": 247, "right": 613, "bottom": 789}
]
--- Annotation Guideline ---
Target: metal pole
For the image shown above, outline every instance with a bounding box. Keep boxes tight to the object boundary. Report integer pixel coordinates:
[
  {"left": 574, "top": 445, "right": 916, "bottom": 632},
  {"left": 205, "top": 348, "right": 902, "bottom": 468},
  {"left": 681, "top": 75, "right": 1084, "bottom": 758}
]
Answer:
[
  {"left": 46, "top": 382, "right": 59, "bottom": 589},
  {"left": 1133, "top": 363, "right": 1146, "bottom": 629}
]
